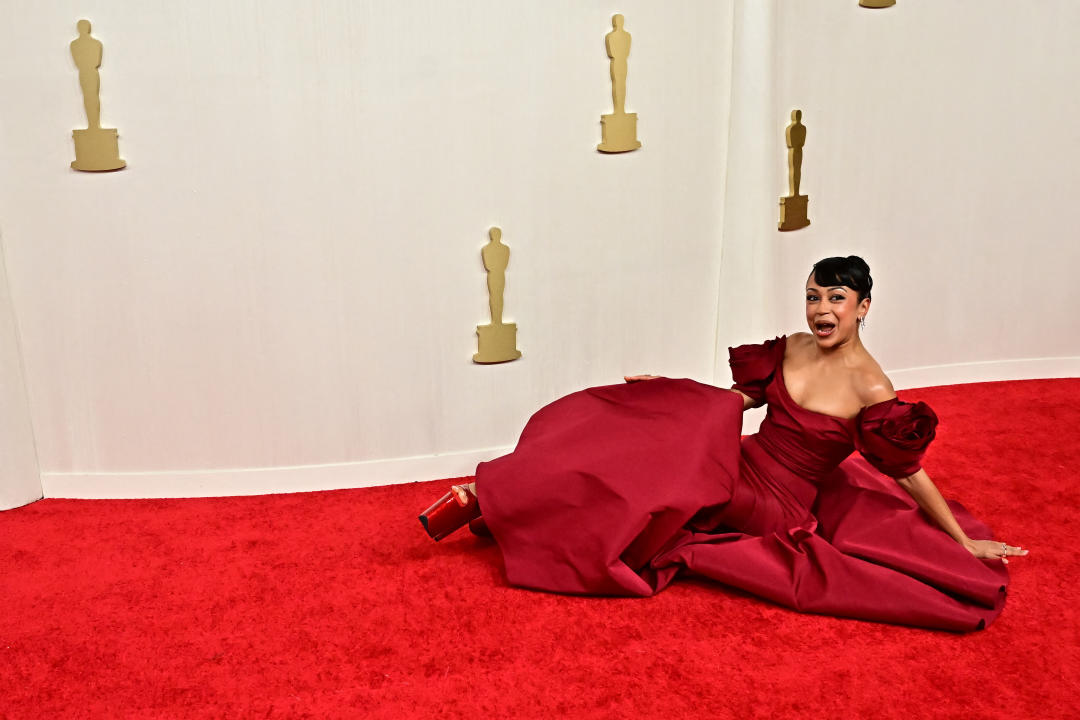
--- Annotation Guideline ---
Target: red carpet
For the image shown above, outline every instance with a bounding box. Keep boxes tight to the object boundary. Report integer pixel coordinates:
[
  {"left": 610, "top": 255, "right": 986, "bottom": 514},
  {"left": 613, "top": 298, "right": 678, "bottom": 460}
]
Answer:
[{"left": 1, "top": 379, "right": 1078, "bottom": 719}]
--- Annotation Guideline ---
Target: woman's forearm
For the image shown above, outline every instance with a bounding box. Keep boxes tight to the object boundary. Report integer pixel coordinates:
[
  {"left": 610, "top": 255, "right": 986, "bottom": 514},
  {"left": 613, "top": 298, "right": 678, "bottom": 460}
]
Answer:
[
  {"left": 896, "top": 469, "right": 973, "bottom": 549},
  {"left": 730, "top": 388, "right": 760, "bottom": 411}
]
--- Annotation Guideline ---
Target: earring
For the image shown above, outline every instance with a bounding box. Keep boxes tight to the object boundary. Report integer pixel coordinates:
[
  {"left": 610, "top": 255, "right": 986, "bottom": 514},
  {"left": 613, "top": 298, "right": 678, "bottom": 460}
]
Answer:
[{"left": 858, "top": 316, "right": 867, "bottom": 329}]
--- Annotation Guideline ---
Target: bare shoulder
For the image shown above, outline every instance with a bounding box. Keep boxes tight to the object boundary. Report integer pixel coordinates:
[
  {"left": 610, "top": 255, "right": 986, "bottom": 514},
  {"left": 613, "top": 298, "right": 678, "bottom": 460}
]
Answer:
[
  {"left": 783, "top": 333, "right": 818, "bottom": 370},
  {"left": 785, "top": 332, "right": 814, "bottom": 357},
  {"left": 854, "top": 353, "right": 896, "bottom": 406}
]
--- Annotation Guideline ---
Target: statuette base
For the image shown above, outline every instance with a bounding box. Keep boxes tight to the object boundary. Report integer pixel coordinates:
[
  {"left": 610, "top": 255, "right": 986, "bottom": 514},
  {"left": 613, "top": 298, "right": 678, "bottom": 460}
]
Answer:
[
  {"left": 71, "top": 128, "right": 126, "bottom": 172},
  {"left": 474, "top": 323, "right": 521, "bottom": 364},
  {"left": 778, "top": 195, "right": 810, "bottom": 231},
  {"left": 597, "top": 113, "right": 641, "bottom": 153}
]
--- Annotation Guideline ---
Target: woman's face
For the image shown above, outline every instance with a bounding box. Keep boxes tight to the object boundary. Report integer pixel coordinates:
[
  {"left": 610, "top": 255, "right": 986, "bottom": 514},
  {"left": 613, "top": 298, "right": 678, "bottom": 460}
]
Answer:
[{"left": 805, "top": 273, "right": 870, "bottom": 348}]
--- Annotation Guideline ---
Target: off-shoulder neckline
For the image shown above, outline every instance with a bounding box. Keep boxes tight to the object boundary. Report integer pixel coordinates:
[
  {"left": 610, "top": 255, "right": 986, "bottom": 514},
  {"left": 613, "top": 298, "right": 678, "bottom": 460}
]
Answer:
[{"left": 774, "top": 335, "right": 898, "bottom": 424}]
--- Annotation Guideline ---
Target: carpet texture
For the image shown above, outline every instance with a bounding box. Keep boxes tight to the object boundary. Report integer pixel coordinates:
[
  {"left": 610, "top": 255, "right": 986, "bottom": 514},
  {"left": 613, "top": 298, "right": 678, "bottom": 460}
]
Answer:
[{"left": 1, "top": 379, "right": 1078, "bottom": 719}]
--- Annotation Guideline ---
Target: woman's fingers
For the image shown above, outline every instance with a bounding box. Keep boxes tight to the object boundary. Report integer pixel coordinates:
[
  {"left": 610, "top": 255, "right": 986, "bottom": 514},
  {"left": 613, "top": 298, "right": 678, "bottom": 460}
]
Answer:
[
  {"left": 971, "top": 539, "right": 1028, "bottom": 563},
  {"left": 995, "top": 542, "right": 1029, "bottom": 564}
]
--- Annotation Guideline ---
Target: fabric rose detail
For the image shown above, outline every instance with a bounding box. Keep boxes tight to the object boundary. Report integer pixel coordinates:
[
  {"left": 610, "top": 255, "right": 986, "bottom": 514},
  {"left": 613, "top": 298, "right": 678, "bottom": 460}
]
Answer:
[
  {"left": 877, "top": 401, "right": 938, "bottom": 451},
  {"left": 857, "top": 400, "right": 939, "bottom": 478}
]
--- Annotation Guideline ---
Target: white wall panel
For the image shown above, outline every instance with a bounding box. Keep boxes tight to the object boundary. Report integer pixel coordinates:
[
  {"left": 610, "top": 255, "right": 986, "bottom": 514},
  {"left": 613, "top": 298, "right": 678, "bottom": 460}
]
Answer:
[
  {"left": 2, "top": 1, "right": 1075, "bottom": 499},
  {"left": 764, "top": 0, "right": 1080, "bottom": 378},
  {"left": 1, "top": 1, "right": 736, "bottom": 494},
  {"left": 0, "top": 232, "right": 41, "bottom": 510}
]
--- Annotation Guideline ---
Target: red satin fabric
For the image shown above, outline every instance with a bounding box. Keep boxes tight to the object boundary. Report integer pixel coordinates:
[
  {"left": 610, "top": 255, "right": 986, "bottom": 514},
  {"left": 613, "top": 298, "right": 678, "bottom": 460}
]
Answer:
[{"left": 477, "top": 337, "right": 1008, "bottom": 631}]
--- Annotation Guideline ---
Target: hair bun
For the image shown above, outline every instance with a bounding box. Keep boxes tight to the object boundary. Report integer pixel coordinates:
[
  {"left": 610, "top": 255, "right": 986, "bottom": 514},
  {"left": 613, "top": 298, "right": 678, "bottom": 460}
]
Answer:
[
  {"left": 846, "top": 255, "right": 870, "bottom": 272},
  {"left": 812, "top": 255, "right": 873, "bottom": 301}
]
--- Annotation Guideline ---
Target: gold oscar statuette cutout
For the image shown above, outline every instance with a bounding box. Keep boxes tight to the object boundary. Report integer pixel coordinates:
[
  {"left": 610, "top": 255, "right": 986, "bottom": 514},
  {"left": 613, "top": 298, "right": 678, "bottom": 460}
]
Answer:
[
  {"left": 859, "top": 0, "right": 896, "bottom": 8},
  {"left": 70, "top": 19, "right": 125, "bottom": 171},
  {"left": 778, "top": 109, "right": 809, "bottom": 231},
  {"left": 473, "top": 227, "right": 522, "bottom": 364},
  {"left": 597, "top": 14, "right": 641, "bottom": 153}
]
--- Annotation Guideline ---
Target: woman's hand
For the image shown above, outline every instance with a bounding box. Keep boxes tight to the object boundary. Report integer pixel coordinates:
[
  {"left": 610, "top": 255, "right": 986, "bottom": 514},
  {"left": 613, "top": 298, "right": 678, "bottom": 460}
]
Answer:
[
  {"left": 964, "top": 539, "right": 1029, "bottom": 564},
  {"left": 623, "top": 375, "right": 662, "bottom": 383}
]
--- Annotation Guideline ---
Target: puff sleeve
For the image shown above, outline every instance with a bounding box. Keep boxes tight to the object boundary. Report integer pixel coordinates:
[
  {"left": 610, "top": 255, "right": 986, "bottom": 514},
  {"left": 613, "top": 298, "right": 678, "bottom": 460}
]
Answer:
[
  {"left": 727, "top": 336, "right": 783, "bottom": 407},
  {"left": 856, "top": 399, "right": 939, "bottom": 478}
]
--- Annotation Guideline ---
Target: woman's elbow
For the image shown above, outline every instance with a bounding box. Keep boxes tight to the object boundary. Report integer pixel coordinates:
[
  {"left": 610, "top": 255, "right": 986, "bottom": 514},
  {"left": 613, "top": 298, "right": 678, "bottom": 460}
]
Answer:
[
  {"left": 729, "top": 388, "right": 758, "bottom": 411},
  {"left": 895, "top": 473, "right": 918, "bottom": 494}
]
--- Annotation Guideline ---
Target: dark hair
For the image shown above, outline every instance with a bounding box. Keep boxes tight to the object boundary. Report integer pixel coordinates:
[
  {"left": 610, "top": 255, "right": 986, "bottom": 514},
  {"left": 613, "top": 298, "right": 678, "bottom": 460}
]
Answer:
[{"left": 811, "top": 256, "right": 872, "bottom": 302}]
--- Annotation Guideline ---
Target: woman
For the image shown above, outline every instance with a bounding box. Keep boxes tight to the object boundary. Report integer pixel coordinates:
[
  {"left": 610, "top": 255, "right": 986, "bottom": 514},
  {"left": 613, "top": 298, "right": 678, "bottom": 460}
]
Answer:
[{"left": 419, "top": 256, "right": 1026, "bottom": 631}]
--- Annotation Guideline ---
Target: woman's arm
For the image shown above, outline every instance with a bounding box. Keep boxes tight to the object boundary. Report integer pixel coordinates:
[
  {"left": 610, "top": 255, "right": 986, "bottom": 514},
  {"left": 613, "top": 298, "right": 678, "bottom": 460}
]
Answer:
[
  {"left": 896, "top": 468, "right": 1028, "bottom": 563},
  {"left": 731, "top": 388, "right": 759, "bottom": 411}
]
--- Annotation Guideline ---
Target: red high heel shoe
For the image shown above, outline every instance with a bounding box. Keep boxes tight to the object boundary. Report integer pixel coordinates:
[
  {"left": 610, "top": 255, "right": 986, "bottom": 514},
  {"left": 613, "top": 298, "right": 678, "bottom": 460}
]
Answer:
[
  {"left": 418, "top": 484, "right": 480, "bottom": 541},
  {"left": 468, "top": 516, "right": 492, "bottom": 538}
]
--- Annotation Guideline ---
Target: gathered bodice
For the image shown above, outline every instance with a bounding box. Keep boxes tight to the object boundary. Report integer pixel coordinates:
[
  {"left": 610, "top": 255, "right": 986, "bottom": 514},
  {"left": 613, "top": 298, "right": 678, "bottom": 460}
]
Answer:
[
  {"left": 754, "top": 366, "right": 860, "bottom": 484},
  {"left": 730, "top": 335, "right": 939, "bottom": 491}
]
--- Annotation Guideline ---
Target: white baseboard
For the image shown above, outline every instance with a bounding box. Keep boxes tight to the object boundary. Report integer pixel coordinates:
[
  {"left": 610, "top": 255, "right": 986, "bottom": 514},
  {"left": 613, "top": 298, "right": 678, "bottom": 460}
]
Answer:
[
  {"left": 41, "top": 445, "right": 513, "bottom": 500},
  {"left": 39, "top": 357, "right": 1079, "bottom": 500},
  {"left": 888, "top": 356, "right": 1080, "bottom": 390},
  {"left": 0, "top": 490, "right": 43, "bottom": 512}
]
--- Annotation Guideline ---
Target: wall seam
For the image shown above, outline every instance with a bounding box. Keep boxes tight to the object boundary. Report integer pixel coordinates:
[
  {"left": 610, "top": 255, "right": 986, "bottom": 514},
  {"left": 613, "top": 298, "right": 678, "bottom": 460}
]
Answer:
[
  {"left": 711, "top": 0, "right": 741, "bottom": 385},
  {"left": 0, "top": 228, "right": 44, "bottom": 503}
]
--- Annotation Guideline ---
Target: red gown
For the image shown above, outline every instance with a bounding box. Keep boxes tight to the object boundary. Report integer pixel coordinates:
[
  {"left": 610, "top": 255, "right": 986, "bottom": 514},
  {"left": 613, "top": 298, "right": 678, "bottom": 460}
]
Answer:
[{"left": 476, "top": 336, "right": 1008, "bottom": 631}]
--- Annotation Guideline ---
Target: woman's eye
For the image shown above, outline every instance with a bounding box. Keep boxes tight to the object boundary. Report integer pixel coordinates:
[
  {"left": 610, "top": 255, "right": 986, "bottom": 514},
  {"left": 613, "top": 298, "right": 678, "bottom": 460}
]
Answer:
[
  {"left": 806, "top": 295, "right": 818, "bottom": 302},
  {"left": 830, "top": 295, "right": 845, "bottom": 302}
]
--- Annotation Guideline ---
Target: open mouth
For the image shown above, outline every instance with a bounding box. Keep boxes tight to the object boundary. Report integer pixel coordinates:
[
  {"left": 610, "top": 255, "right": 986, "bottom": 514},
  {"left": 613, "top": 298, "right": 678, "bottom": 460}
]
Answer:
[{"left": 814, "top": 321, "right": 836, "bottom": 337}]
